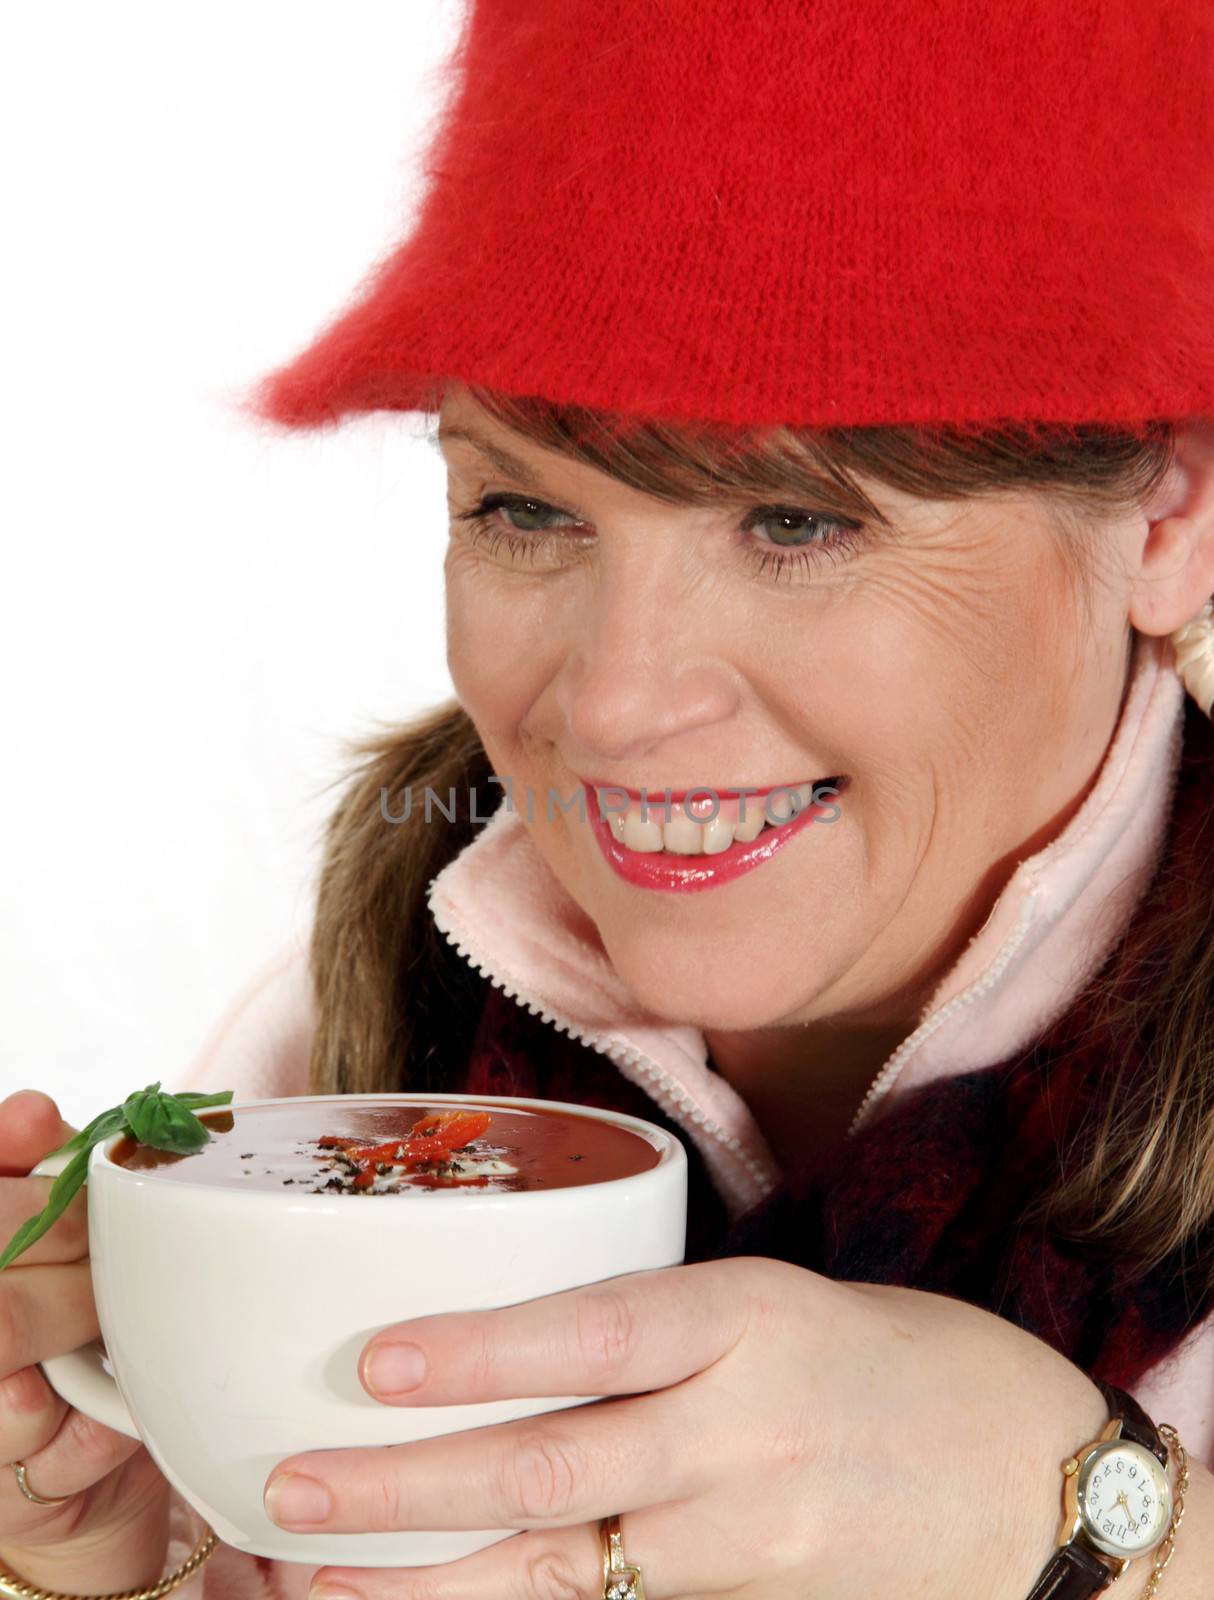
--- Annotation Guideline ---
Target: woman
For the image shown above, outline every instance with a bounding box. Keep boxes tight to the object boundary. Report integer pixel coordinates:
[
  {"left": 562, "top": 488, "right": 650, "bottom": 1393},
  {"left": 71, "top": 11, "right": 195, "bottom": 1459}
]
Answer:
[{"left": 3, "top": 2, "right": 1214, "bottom": 1598}]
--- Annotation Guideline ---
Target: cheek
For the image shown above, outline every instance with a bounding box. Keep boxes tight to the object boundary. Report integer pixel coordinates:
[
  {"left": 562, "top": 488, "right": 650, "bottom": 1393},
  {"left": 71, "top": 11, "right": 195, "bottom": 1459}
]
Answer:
[
  {"left": 815, "top": 535, "right": 1071, "bottom": 782},
  {"left": 444, "top": 559, "right": 563, "bottom": 766}
]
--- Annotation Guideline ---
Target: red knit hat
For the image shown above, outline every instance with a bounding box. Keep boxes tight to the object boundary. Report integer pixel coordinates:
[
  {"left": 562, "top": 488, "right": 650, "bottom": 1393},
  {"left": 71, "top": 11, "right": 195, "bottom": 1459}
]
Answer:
[{"left": 249, "top": 0, "right": 1214, "bottom": 434}]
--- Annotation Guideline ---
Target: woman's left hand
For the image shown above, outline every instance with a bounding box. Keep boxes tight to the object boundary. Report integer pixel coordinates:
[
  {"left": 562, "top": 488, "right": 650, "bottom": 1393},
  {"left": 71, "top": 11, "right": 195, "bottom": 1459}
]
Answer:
[{"left": 264, "top": 1256, "right": 1110, "bottom": 1600}]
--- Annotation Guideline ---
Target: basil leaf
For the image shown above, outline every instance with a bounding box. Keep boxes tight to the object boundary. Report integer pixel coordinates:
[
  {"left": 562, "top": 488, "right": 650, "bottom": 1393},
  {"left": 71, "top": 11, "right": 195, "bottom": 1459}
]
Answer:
[
  {"left": 146, "top": 1096, "right": 215, "bottom": 1156},
  {"left": 122, "top": 1086, "right": 230, "bottom": 1155},
  {"left": 41, "top": 1107, "right": 129, "bottom": 1167},
  {"left": 172, "top": 1092, "right": 235, "bottom": 1111},
  {"left": 121, "top": 1087, "right": 165, "bottom": 1147},
  {"left": 50, "top": 1104, "right": 130, "bottom": 1160},
  {"left": 0, "top": 1085, "right": 236, "bottom": 1272},
  {"left": 0, "top": 1145, "right": 91, "bottom": 1272}
]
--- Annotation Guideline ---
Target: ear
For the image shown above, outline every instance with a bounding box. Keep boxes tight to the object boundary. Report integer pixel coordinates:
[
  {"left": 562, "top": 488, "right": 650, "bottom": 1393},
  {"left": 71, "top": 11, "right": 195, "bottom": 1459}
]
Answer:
[{"left": 1127, "top": 417, "right": 1214, "bottom": 636}]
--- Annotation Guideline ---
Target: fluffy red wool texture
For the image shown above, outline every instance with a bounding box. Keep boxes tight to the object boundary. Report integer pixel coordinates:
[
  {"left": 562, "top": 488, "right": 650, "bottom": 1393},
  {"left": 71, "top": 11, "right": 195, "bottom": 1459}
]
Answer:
[{"left": 248, "top": 0, "right": 1214, "bottom": 434}]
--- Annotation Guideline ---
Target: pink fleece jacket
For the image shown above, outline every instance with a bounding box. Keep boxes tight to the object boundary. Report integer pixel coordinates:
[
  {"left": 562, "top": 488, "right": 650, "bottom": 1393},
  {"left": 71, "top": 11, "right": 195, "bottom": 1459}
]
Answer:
[{"left": 160, "top": 629, "right": 1212, "bottom": 1597}]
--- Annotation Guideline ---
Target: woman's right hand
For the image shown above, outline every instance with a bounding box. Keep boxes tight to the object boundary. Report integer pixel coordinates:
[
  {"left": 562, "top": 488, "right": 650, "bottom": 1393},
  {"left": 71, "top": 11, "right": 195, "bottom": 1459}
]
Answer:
[{"left": 0, "top": 1089, "right": 172, "bottom": 1581}]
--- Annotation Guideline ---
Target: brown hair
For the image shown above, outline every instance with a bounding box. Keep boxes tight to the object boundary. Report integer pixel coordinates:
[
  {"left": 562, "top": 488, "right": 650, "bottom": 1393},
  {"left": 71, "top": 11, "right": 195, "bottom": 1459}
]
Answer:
[{"left": 304, "top": 379, "right": 1214, "bottom": 1291}]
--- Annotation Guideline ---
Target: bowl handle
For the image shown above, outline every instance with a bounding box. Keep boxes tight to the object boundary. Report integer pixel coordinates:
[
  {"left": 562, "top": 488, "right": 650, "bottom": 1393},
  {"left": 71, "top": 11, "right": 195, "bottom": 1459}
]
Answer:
[{"left": 30, "top": 1150, "right": 140, "bottom": 1441}]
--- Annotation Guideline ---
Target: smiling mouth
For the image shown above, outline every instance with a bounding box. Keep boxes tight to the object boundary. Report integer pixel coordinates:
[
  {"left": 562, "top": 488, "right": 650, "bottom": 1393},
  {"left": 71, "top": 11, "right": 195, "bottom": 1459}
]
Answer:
[{"left": 592, "top": 777, "right": 847, "bottom": 856}]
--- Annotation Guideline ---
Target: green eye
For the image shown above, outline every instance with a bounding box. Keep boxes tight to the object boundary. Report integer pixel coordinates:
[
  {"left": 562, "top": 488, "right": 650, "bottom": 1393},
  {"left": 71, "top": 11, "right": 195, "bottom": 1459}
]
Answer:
[
  {"left": 749, "top": 508, "right": 845, "bottom": 547},
  {"left": 486, "top": 497, "right": 554, "bottom": 532},
  {"left": 455, "top": 493, "right": 574, "bottom": 535}
]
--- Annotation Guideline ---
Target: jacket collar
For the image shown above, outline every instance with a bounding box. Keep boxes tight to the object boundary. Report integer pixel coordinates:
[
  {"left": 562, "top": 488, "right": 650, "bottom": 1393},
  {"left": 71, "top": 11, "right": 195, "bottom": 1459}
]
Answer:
[{"left": 427, "top": 632, "right": 1185, "bottom": 1219}]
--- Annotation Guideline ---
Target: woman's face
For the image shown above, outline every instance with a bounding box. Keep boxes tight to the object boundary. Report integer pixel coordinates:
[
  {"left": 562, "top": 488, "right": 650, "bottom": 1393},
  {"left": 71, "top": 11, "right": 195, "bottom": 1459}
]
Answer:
[{"left": 438, "top": 387, "right": 1137, "bottom": 1032}]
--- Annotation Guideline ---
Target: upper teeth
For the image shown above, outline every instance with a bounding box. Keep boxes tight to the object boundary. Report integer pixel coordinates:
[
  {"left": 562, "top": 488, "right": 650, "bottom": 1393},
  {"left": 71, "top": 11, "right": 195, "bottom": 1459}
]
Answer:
[{"left": 597, "top": 783, "right": 823, "bottom": 855}]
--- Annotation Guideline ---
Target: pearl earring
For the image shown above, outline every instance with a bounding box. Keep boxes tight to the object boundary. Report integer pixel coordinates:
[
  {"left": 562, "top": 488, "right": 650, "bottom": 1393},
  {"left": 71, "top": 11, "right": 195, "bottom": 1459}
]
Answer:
[{"left": 1170, "top": 598, "right": 1214, "bottom": 718}]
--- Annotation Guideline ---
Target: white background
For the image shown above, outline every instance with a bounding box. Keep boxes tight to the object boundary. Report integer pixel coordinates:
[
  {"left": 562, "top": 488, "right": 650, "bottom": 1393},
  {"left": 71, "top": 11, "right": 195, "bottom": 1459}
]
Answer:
[{"left": 3, "top": 3, "right": 465, "bottom": 1127}]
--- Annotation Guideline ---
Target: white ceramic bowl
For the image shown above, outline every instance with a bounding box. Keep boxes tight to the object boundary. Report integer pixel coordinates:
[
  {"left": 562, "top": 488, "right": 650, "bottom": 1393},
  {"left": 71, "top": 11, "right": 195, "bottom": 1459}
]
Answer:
[{"left": 36, "top": 1092, "right": 687, "bottom": 1567}]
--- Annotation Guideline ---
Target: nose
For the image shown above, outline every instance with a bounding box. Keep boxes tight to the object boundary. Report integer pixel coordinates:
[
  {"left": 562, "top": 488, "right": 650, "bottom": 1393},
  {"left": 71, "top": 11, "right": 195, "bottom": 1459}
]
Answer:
[{"left": 553, "top": 572, "right": 741, "bottom": 766}]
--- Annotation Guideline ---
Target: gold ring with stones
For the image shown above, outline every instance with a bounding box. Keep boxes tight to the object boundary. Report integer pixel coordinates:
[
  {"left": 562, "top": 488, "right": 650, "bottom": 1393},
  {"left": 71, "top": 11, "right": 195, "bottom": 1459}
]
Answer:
[{"left": 601, "top": 1512, "right": 646, "bottom": 1600}]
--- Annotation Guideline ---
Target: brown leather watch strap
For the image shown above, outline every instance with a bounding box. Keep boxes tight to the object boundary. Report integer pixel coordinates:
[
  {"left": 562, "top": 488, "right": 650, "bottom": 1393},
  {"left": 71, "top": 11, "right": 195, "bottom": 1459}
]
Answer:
[
  {"left": 1022, "top": 1380, "right": 1168, "bottom": 1599},
  {"left": 1093, "top": 1379, "right": 1169, "bottom": 1466},
  {"left": 1023, "top": 1542, "right": 1115, "bottom": 1599}
]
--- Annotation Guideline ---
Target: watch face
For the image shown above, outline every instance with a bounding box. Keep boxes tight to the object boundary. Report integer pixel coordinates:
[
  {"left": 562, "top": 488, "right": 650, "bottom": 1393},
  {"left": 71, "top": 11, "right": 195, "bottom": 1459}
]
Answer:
[{"left": 1077, "top": 1439, "right": 1171, "bottom": 1559}]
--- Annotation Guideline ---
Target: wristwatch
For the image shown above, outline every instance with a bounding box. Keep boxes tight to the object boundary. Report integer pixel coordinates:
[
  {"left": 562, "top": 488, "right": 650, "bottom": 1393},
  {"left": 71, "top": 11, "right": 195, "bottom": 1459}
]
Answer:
[{"left": 1024, "top": 1379, "right": 1173, "bottom": 1598}]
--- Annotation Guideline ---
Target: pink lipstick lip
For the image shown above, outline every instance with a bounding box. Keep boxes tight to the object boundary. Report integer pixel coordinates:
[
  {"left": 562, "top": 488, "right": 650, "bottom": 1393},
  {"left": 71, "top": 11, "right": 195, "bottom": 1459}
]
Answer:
[{"left": 583, "top": 782, "right": 842, "bottom": 893}]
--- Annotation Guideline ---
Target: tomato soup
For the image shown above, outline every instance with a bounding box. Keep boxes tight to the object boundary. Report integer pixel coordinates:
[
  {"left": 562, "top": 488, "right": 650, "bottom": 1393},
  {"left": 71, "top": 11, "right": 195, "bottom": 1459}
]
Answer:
[{"left": 109, "top": 1099, "right": 662, "bottom": 1195}]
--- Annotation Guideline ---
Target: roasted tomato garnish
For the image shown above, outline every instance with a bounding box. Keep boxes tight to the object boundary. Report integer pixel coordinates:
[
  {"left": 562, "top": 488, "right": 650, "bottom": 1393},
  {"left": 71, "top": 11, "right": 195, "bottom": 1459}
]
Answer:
[{"left": 315, "top": 1109, "right": 493, "bottom": 1187}]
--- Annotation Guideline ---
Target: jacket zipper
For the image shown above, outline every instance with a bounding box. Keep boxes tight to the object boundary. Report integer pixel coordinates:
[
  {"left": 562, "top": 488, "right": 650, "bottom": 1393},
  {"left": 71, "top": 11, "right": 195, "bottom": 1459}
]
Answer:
[
  {"left": 848, "top": 890, "right": 1039, "bottom": 1136},
  {"left": 426, "top": 878, "right": 777, "bottom": 1206},
  {"left": 429, "top": 877, "right": 1038, "bottom": 1192}
]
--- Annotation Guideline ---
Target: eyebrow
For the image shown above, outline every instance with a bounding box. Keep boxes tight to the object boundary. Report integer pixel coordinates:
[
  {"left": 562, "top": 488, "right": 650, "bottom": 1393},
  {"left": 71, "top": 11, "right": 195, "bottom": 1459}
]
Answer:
[{"left": 433, "top": 425, "right": 553, "bottom": 492}]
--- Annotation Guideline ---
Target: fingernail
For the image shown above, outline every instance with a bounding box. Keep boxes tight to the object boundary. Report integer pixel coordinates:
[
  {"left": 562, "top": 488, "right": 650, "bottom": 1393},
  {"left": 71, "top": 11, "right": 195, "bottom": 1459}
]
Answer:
[
  {"left": 309, "top": 1587, "right": 363, "bottom": 1600},
  {"left": 365, "top": 1340, "right": 427, "bottom": 1398},
  {"left": 265, "top": 1472, "right": 333, "bottom": 1526}
]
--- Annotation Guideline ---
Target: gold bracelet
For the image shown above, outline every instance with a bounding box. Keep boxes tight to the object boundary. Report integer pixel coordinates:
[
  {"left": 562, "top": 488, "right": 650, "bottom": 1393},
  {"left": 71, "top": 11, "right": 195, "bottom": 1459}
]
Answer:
[
  {"left": 1138, "top": 1423, "right": 1188, "bottom": 1600},
  {"left": 0, "top": 1521, "right": 217, "bottom": 1600}
]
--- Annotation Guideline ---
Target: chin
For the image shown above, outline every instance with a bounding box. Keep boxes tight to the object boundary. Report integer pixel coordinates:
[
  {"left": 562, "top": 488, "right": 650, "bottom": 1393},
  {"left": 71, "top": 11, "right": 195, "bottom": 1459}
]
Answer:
[{"left": 602, "top": 940, "right": 827, "bottom": 1033}]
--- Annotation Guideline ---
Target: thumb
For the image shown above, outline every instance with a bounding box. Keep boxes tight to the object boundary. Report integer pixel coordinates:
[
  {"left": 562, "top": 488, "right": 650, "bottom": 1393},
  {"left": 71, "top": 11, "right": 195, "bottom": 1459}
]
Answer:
[{"left": 0, "top": 1089, "right": 81, "bottom": 1177}]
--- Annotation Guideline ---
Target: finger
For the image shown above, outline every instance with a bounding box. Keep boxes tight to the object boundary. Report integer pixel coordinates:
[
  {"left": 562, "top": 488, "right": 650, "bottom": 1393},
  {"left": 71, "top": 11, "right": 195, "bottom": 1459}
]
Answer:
[
  {"left": 0, "top": 1363, "right": 69, "bottom": 1475},
  {"left": 2, "top": 1382, "right": 143, "bottom": 1525},
  {"left": 266, "top": 1386, "right": 703, "bottom": 1536},
  {"left": 0, "top": 1262, "right": 100, "bottom": 1380},
  {"left": 0, "top": 1092, "right": 78, "bottom": 1178},
  {"left": 307, "top": 1503, "right": 727, "bottom": 1600},
  {"left": 0, "top": 1363, "right": 76, "bottom": 1536},
  {"left": 0, "top": 1177, "right": 88, "bottom": 1265},
  {"left": 358, "top": 1261, "right": 752, "bottom": 1407}
]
